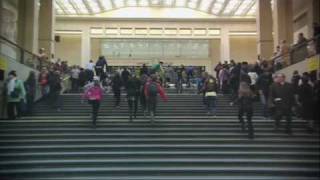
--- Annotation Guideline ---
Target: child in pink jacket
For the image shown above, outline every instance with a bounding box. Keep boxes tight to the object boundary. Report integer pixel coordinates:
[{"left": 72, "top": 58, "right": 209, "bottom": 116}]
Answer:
[{"left": 82, "top": 77, "right": 103, "bottom": 127}]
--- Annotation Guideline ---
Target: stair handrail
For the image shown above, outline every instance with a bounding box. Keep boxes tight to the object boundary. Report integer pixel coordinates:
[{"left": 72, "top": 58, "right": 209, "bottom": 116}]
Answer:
[
  {"left": 0, "top": 35, "right": 43, "bottom": 70},
  {"left": 270, "top": 35, "right": 320, "bottom": 71}
]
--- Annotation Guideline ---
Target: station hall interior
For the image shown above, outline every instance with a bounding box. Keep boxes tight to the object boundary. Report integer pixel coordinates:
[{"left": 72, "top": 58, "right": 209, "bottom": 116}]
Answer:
[{"left": 0, "top": 0, "right": 320, "bottom": 179}]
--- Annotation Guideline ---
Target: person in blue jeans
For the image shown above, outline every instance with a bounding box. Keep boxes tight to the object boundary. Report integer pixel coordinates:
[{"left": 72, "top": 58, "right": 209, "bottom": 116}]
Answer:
[{"left": 203, "top": 75, "right": 218, "bottom": 116}]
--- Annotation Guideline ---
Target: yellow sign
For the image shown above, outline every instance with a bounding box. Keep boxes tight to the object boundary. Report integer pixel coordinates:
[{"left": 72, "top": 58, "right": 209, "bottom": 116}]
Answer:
[
  {"left": 307, "top": 55, "right": 320, "bottom": 71},
  {"left": 0, "top": 57, "right": 8, "bottom": 70}
]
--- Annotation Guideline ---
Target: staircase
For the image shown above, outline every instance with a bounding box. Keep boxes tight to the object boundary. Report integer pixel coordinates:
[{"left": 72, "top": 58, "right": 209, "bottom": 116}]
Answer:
[{"left": 0, "top": 94, "right": 319, "bottom": 179}]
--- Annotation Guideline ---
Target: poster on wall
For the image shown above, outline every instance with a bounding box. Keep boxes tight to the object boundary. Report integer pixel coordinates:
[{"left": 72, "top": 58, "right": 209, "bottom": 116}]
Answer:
[{"left": 307, "top": 55, "right": 320, "bottom": 72}]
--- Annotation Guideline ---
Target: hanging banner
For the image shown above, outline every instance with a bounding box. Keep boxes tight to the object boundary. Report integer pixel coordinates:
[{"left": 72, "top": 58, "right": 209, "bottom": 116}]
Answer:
[
  {"left": 307, "top": 55, "right": 320, "bottom": 71},
  {"left": 0, "top": 57, "right": 7, "bottom": 70},
  {"left": 0, "top": 57, "right": 7, "bottom": 81}
]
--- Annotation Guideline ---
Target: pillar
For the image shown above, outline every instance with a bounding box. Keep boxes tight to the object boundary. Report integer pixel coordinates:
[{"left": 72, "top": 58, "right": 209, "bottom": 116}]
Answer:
[
  {"left": 81, "top": 28, "right": 91, "bottom": 67},
  {"left": 256, "top": 0, "right": 274, "bottom": 60},
  {"left": 0, "top": 0, "right": 3, "bottom": 38},
  {"left": 220, "top": 27, "right": 230, "bottom": 62},
  {"left": 18, "top": 0, "right": 39, "bottom": 53},
  {"left": 273, "top": 0, "right": 293, "bottom": 47},
  {"left": 38, "top": 0, "right": 55, "bottom": 58},
  {"left": 22, "top": 0, "right": 39, "bottom": 53}
]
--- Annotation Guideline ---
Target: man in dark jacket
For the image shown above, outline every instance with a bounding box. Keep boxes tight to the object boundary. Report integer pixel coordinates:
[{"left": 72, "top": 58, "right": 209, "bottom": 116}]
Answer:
[
  {"left": 95, "top": 56, "right": 108, "bottom": 80},
  {"left": 269, "top": 73, "right": 297, "bottom": 134},
  {"left": 48, "top": 70, "right": 62, "bottom": 111},
  {"left": 121, "top": 68, "right": 130, "bottom": 88},
  {"left": 126, "top": 74, "right": 141, "bottom": 121},
  {"left": 140, "top": 64, "right": 149, "bottom": 76}
]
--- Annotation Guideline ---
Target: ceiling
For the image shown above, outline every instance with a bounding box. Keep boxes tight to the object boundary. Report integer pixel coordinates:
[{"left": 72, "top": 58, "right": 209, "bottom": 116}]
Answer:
[{"left": 55, "top": 0, "right": 257, "bottom": 17}]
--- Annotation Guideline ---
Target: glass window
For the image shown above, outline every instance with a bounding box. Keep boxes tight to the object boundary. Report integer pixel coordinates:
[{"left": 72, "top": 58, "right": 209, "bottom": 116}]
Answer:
[{"left": 100, "top": 39, "right": 209, "bottom": 60}]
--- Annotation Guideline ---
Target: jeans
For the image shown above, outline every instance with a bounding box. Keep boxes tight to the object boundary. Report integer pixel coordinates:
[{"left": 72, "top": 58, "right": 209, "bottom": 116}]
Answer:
[
  {"left": 113, "top": 89, "right": 121, "bottom": 107},
  {"left": 89, "top": 100, "right": 100, "bottom": 125},
  {"left": 206, "top": 96, "right": 216, "bottom": 115},
  {"left": 259, "top": 93, "right": 269, "bottom": 118},
  {"left": 238, "top": 107, "right": 254, "bottom": 138},
  {"left": 26, "top": 95, "right": 34, "bottom": 115},
  {"left": 176, "top": 79, "right": 183, "bottom": 94},
  {"left": 128, "top": 96, "right": 138, "bottom": 120},
  {"left": 7, "top": 102, "right": 21, "bottom": 120},
  {"left": 140, "top": 89, "right": 147, "bottom": 112},
  {"left": 71, "top": 78, "right": 79, "bottom": 92},
  {"left": 147, "top": 96, "right": 157, "bottom": 115},
  {"left": 50, "top": 91, "right": 62, "bottom": 109}
]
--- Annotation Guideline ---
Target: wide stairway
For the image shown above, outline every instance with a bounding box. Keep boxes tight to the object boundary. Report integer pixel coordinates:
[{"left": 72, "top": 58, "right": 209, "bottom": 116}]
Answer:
[{"left": 0, "top": 94, "right": 319, "bottom": 179}]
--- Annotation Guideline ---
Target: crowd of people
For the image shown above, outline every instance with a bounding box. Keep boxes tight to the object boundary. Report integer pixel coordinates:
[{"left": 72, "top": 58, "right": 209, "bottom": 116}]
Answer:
[{"left": 3, "top": 51, "right": 320, "bottom": 139}]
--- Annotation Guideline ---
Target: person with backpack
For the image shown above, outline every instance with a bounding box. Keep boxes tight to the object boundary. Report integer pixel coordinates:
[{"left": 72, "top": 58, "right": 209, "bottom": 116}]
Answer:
[
  {"left": 24, "top": 71, "right": 36, "bottom": 115},
  {"left": 95, "top": 56, "right": 108, "bottom": 80},
  {"left": 231, "top": 82, "right": 255, "bottom": 139},
  {"left": 6, "top": 71, "right": 26, "bottom": 120},
  {"left": 83, "top": 76, "right": 104, "bottom": 127},
  {"left": 203, "top": 75, "right": 218, "bottom": 116},
  {"left": 144, "top": 74, "right": 168, "bottom": 123},
  {"left": 126, "top": 74, "right": 141, "bottom": 121}
]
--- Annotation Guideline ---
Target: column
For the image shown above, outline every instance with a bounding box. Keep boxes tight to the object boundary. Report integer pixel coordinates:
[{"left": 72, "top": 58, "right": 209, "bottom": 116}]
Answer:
[
  {"left": 0, "top": 0, "right": 3, "bottom": 38},
  {"left": 273, "top": 0, "right": 293, "bottom": 47},
  {"left": 220, "top": 27, "right": 230, "bottom": 62},
  {"left": 256, "top": 0, "right": 274, "bottom": 60},
  {"left": 81, "top": 28, "right": 91, "bottom": 67},
  {"left": 38, "top": 0, "right": 55, "bottom": 58},
  {"left": 24, "top": 0, "right": 40, "bottom": 53}
]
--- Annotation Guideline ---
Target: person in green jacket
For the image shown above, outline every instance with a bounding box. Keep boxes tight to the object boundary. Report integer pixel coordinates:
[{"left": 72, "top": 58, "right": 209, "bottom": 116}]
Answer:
[{"left": 6, "top": 70, "right": 26, "bottom": 120}]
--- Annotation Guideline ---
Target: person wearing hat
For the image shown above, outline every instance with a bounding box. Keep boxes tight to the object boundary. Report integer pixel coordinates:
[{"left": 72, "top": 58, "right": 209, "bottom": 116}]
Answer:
[
  {"left": 83, "top": 76, "right": 104, "bottom": 127},
  {"left": 6, "top": 70, "right": 26, "bottom": 119}
]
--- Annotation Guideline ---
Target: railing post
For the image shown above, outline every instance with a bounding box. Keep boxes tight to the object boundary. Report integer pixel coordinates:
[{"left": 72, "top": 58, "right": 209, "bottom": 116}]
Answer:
[{"left": 20, "top": 48, "right": 24, "bottom": 64}]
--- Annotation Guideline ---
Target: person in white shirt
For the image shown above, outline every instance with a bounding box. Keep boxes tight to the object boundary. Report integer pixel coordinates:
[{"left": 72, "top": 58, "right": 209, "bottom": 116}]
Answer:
[
  {"left": 86, "top": 60, "right": 95, "bottom": 71},
  {"left": 70, "top": 66, "right": 80, "bottom": 92},
  {"left": 248, "top": 67, "right": 258, "bottom": 92},
  {"left": 85, "top": 60, "right": 95, "bottom": 82}
]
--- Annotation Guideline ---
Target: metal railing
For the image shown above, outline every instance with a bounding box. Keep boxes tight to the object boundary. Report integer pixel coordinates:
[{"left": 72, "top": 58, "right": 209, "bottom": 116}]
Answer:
[
  {"left": 0, "top": 35, "right": 50, "bottom": 71},
  {"left": 271, "top": 35, "right": 320, "bottom": 71}
]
